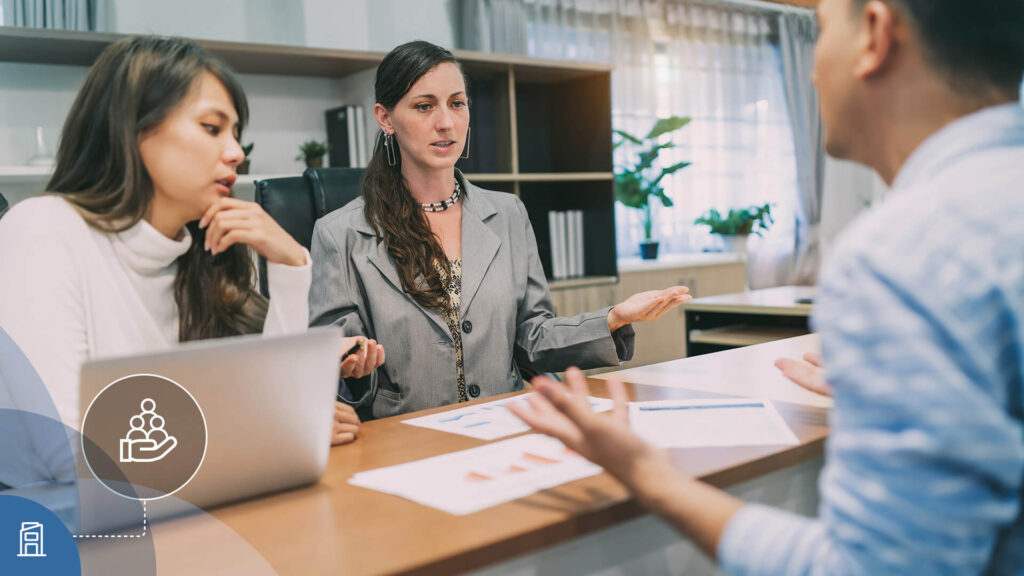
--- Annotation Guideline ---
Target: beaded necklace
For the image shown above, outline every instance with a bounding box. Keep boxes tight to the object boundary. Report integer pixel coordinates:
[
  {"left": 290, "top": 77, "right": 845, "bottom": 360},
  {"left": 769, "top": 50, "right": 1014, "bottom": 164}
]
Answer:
[{"left": 420, "top": 180, "right": 461, "bottom": 212}]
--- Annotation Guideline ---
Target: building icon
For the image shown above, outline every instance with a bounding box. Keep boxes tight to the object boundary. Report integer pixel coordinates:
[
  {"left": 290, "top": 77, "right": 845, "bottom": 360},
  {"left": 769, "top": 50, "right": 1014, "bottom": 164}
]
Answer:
[{"left": 18, "top": 522, "right": 45, "bottom": 558}]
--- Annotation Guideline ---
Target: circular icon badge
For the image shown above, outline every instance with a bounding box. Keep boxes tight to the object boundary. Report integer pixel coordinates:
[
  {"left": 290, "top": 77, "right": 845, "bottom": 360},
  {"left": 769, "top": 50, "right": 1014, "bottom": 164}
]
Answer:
[{"left": 81, "top": 374, "right": 207, "bottom": 500}]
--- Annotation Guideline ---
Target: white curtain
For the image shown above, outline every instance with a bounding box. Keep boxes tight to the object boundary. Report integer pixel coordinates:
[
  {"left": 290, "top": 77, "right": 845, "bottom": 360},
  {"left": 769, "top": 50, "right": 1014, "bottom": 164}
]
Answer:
[
  {"left": 7, "top": 0, "right": 100, "bottom": 30},
  {"left": 461, "top": 0, "right": 801, "bottom": 288},
  {"left": 777, "top": 11, "right": 822, "bottom": 285}
]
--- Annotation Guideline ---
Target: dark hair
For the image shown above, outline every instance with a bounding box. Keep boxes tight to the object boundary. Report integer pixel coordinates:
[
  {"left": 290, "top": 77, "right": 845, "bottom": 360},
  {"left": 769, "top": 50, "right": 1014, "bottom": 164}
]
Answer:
[
  {"left": 363, "top": 40, "right": 469, "bottom": 309},
  {"left": 49, "top": 35, "right": 268, "bottom": 341},
  {"left": 852, "top": 0, "right": 1024, "bottom": 95}
]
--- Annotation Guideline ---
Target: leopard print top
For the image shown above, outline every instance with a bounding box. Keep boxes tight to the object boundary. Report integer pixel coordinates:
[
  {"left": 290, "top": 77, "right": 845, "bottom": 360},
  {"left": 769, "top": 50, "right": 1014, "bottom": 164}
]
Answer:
[{"left": 435, "top": 259, "right": 467, "bottom": 403}]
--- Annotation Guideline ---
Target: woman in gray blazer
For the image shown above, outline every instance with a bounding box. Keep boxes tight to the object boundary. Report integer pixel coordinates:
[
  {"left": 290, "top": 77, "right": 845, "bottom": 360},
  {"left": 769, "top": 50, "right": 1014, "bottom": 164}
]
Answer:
[{"left": 310, "top": 41, "right": 690, "bottom": 419}]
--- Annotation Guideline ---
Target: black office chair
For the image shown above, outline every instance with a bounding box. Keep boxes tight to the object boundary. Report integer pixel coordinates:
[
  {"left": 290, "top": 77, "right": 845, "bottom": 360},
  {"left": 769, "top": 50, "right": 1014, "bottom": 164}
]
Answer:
[
  {"left": 303, "top": 167, "right": 365, "bottom": 218},
  {"left": 253, "top": 167, "right": 364, "bottom": 297},
  {"left": 0, "top": 191, "right": 9, "bottom": 220}
]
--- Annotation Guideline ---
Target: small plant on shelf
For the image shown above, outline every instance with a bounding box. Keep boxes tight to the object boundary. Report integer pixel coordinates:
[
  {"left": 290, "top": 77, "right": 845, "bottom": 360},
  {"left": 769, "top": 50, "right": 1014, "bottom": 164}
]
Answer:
[
  {"left": 613, "top": 116, "right": 692, "bottom": 260},
  {"left": 296, "top": 139, "right": 330, "bottom": 169},
  {"left": 694, "top": 203, "right": 774, "bottom": 254}
]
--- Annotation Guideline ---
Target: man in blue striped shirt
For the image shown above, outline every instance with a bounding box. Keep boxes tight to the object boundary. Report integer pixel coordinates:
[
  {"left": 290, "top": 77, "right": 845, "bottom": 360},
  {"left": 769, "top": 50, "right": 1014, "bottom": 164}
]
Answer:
[{"left": 510, "top": 0, "right": 1024, "bottom": 573}]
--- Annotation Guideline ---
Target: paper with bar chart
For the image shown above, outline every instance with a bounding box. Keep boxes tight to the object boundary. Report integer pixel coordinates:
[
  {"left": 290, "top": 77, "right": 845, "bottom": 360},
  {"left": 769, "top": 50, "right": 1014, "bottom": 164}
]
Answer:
[
  {"left": 628, "top": 398, "right": 799, "bottom": 448},
  {"left": 348, "top": 434, "right": 601, "bottom": 515},
  {"left": 402, "top": 394, "right": 613, "bottom": 440}
]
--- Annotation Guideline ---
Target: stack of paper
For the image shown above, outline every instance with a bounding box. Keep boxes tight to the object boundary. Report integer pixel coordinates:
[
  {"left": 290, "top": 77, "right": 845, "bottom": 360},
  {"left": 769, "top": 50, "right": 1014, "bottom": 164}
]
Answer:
[
  {"left": 349, "top": 435, "right": 601, "bottom": 515},
  {"left": 628, "top": 398, "right": 799, "bottom": 448},
  {"left": 404, "top": 394, "right": 612, "bottom": 440}
]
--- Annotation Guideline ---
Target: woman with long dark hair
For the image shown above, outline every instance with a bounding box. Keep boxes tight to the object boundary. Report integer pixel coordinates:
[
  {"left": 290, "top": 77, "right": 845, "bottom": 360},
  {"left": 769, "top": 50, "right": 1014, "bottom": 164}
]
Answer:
[
  {"left": 310, "top": 41, "right": 690, "bottom": 419},
  {"left": 0, "top": 36, "right": 361, "bottom": 445}
]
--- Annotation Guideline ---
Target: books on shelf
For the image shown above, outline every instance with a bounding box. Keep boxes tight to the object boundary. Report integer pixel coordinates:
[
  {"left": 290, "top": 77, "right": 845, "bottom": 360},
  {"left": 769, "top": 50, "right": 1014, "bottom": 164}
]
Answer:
[
  {"left": 324, "top": 104, "right": 368, "bottom": 168},
  {"left": 547, "top": 209, "right": 585, "bottom": 280}
]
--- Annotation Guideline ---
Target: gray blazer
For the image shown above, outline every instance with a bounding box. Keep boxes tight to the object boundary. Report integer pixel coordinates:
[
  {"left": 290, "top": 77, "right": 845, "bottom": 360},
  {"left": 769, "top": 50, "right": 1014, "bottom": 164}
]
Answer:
[{"left": 309, "top": 176, "right": 634, "bottom": 419}]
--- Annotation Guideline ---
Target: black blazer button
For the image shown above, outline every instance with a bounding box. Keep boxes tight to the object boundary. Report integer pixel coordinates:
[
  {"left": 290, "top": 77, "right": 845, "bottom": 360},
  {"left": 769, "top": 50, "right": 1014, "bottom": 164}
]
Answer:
[
  {"left": 461, "top": 320, "right": 473, "bottom": 334},
  {"left": 468, "top": 384, "right": 481, "bottom": 397}
]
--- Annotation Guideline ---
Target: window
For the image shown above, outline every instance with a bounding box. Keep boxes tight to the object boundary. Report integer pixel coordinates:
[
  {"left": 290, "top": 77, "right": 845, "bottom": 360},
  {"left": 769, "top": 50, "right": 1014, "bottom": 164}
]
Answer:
[
  {"left": 612, "top": 21, "right": 797, "bottom": 259},
  {"left": 516, "top": 1, "right": 799, "bottom": 272}
]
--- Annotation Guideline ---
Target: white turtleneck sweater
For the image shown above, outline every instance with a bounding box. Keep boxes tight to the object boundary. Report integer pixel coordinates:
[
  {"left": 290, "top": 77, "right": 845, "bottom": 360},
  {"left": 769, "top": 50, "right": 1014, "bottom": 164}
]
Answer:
[{"left": 0, "top": 196, "right": 312, "bottom": 429}]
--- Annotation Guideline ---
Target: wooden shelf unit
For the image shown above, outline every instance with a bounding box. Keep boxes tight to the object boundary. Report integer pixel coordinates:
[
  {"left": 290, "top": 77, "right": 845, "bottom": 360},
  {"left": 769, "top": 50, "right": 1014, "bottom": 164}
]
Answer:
[
  {"left": 683, "top": 286, "right": 815, "bottom": 357},
  {"left": 0, "top": 26, "right": 619, "bottom": 282},
  {"left": 689, "top": 325, "right": 811, "bottom": 347}
]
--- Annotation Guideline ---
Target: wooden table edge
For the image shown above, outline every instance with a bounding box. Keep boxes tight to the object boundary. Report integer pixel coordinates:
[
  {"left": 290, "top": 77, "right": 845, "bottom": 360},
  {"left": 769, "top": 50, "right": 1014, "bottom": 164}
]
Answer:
[{"left": 356, "top": 379, "right": 827, "bottom": 575}]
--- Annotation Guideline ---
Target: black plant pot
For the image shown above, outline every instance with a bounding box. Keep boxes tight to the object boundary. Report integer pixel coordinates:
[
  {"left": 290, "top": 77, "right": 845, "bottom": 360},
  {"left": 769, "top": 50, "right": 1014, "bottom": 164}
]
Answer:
[{"left": 639, "top": 240, "right": 659, "bottom": 260}]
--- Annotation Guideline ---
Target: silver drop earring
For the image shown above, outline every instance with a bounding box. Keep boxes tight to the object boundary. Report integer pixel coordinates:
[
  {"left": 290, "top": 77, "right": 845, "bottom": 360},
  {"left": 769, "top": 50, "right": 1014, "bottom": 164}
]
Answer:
[
  {"left": 385, "top": 131, "right": 397, "bottom": 166},
  {"left": 461, "top": 126, "right": 471, "bottom": 160}
]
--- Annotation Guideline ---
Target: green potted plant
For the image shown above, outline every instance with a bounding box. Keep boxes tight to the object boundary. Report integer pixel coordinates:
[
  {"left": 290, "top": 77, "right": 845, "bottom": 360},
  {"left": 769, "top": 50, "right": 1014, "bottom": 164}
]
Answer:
[
  {"left": 237, "top": 142, "right": 254, "bottom": 175},
  {"left": 614, "top": 116, "right": 692, "bottom": 260},
  {"left": 296, "top": 139, "right": 330, "bottom": 169},
  {"left": 694, "top": 203, "right": 774, "bottom": 255}
]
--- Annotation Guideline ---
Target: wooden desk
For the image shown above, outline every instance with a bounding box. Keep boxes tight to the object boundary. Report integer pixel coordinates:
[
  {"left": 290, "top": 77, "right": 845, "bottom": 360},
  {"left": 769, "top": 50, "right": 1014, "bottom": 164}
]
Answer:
[
  {"left": 684, "top": 285, "right": 815, "bottom": 356},
  {"left": 80, "top": 341, "right": 829, "bottom": 575}
]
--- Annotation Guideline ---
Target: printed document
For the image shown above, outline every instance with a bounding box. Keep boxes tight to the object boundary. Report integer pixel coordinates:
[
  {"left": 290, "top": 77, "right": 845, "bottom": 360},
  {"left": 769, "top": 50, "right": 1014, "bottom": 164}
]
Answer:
[
  {"left": 629, "top": 398, "right": 799, "bottom": 448},
  {"left": 349, "top": 434, "right": 601, "bottom": 515}
]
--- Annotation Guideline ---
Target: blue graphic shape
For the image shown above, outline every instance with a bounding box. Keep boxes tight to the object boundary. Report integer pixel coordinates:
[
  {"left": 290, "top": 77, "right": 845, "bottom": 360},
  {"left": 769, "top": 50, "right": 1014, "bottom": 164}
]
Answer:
[
  {"left": 1, "top": 325, "right": 157, "bottom": 573},
  {"left": 0, "top": 494, "right": 80, "bottom": 575},
  {"left": 0, "top": 328, "right": 75, "bottom": 490},
  {"left": 463, "top": 421, "right": 490, "bottom": 428}
]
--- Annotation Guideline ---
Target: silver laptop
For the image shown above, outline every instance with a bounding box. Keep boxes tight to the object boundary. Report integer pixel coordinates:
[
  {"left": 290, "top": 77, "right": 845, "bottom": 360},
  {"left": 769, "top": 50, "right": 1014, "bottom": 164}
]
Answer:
[{"left": 74, "top": 327, "right": 341, "bottom": 530}]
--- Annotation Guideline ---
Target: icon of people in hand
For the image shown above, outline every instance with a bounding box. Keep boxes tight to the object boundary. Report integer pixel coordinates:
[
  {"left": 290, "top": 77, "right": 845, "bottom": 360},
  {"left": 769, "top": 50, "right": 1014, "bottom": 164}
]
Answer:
[{"left": 119, "top": 398, "right": 178, "bottom": 463}]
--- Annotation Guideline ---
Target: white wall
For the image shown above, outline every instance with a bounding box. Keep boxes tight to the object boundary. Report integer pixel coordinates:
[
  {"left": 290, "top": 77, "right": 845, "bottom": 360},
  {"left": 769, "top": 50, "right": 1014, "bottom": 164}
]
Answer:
[
  {"left": 102, "top": 0, "right": 456, "bottom": 52},
  {"left": 239, "top": 73, "right": 349, "bottom": 175},
  {"left": 303, "top": 0, "right": 368, "bottom": 50},
  {"left": 103, "top": 0, "right": 251, "bottom": 42},
  {"left": 0, "top": 63, "right": 83, "bottom": 167},
  {"left": 366, "top": 0, "right": 458, "bottom": 50},
  {"left": 0, "top": 63, "right": 86, "bottom": 203},
  {"left": 303, "top": 0, "right": 458, "bottom": 51},
  {"left": 0, "top": 0, "right": 458, "bottom": 206},
  {"left": 819, "top": 156, "right": 888, "bottom": 259}
]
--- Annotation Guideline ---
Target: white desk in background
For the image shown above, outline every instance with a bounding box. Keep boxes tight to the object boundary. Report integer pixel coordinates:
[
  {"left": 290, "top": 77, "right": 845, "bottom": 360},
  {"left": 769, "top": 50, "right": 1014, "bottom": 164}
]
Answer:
[{"left": 598, "top": 334, "right": 831, "bottom": 409}]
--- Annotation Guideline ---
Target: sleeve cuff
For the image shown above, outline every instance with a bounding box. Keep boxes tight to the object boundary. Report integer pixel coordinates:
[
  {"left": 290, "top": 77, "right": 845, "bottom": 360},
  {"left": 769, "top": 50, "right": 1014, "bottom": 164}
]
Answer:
[
  {"left": 718, "top": 503, "right": 824, "bottom": 576},
  {"left": 719, "top": 504, "right": 773, "bottom": 575},
  {"left": 266, "top": 247, "right": 312, "bottom": 293},
  {"left": 596, "top": 305, "right": 635, "bottom": 363}
]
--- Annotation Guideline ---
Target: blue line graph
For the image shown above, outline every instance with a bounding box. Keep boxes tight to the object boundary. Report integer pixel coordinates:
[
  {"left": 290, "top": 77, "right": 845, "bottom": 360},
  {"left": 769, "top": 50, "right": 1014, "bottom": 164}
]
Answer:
[
  {"left": 439, "top": 413, "right": 473, "bottom": 423},
  {"left": 637, "top": 402, "right": 765, "bottom": 412}
]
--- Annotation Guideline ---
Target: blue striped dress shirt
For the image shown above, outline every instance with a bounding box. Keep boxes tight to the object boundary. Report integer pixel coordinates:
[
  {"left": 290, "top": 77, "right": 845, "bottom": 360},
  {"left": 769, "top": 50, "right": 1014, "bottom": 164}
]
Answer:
[{"left": 718, "top": 102, "right": 1024, "bottom": 575}]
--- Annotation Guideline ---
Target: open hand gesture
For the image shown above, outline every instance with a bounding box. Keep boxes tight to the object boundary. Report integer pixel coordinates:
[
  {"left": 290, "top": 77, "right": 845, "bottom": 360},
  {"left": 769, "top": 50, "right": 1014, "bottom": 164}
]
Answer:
[
  {"left": 507, "top": 368, "right": 665, "bottom": 482},
  {"left": 775, "top": 352, "right": 832, "bottom": 397},
  {"left": 607, "top": 286, "right": 691, "bottom": 332}
]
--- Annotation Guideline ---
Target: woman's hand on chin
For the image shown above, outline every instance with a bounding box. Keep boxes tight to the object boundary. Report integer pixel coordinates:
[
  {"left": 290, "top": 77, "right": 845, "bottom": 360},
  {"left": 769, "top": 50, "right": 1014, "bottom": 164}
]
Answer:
[{"left": 199, "top": 197, "right": 307, "bottom": 266}]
